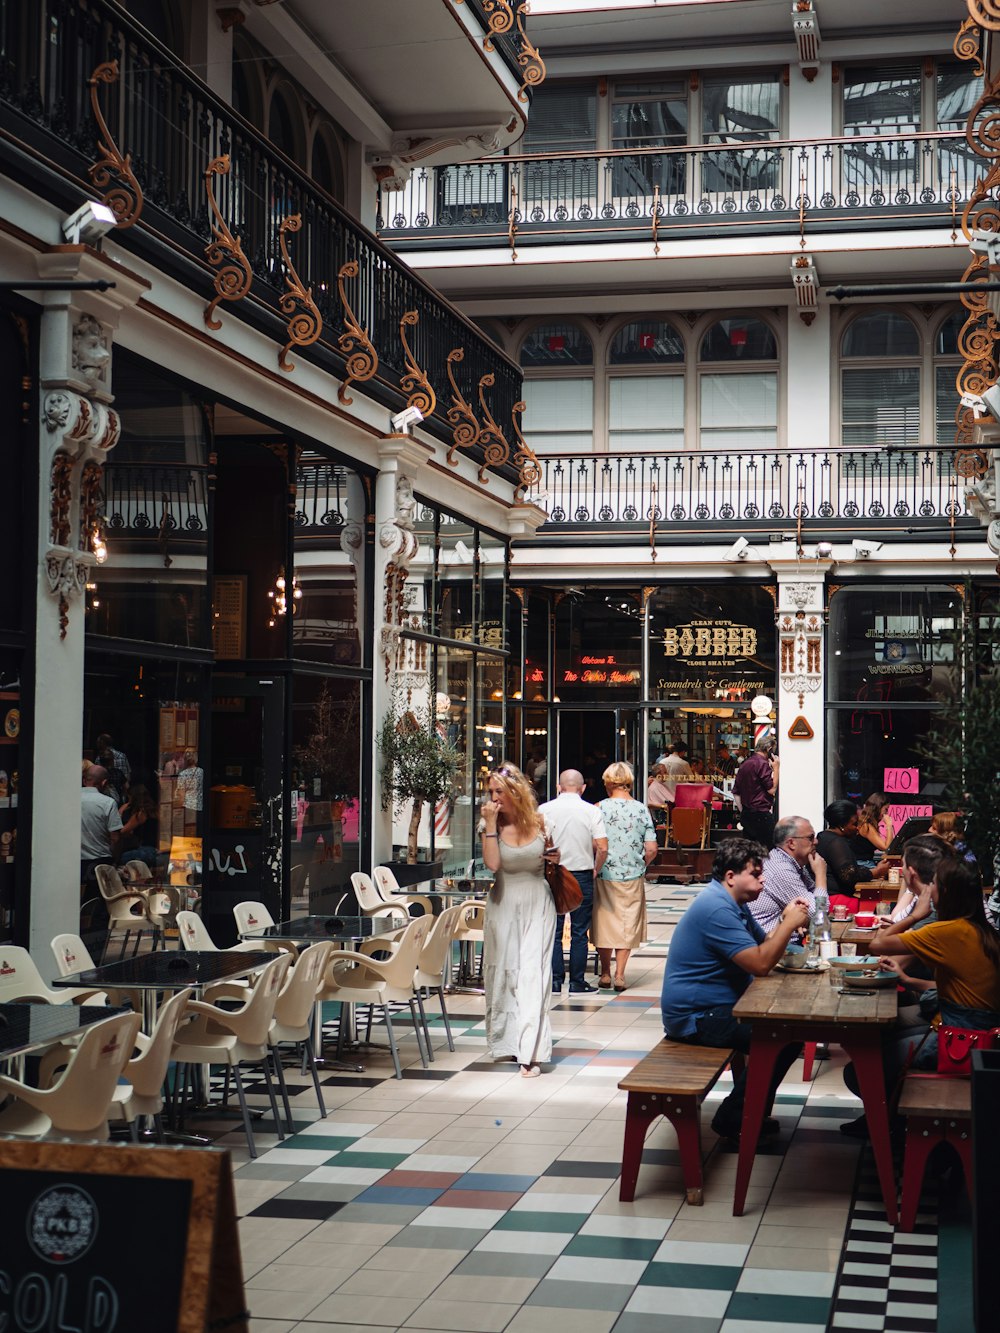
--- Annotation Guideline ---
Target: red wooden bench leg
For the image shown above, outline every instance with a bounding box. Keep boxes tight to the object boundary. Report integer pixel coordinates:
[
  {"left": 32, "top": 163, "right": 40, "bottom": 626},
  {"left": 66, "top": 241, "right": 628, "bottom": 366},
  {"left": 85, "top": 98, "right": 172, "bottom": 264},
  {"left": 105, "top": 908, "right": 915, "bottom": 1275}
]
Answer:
[
  {"left": 662, "top": 1095, "right": 705, "bottom": 1205},
  {"left": 801, "top": 1041, "right": 816, "bottom": 1082},
  {"left": 949, "top": 1121, "right": 974, "bottom": 1207},
  {"left": 900, "top": 1115, "right": 944, "bottom": 1232},
  {"left": 620, "top": 1092, "right": 663, "bottom": 1202}
]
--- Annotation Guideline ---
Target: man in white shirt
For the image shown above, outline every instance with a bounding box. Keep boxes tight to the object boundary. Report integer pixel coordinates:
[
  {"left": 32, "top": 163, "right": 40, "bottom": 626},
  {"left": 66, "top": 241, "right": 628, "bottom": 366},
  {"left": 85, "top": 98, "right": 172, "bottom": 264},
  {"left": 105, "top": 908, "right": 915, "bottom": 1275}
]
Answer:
[
  {"left": 80, "top": 764, "right": 123, "bottom": 889},
  {"left": 540, "top": 770, "right": 608, "bottom": 993}
]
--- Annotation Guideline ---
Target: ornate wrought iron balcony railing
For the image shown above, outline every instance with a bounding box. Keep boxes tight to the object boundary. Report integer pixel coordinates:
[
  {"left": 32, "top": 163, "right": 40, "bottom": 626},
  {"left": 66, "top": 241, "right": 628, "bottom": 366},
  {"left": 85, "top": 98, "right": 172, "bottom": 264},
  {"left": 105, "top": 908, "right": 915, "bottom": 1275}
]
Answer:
[
  {"left": 385, "top": 132, "right": 971, "bottom": 244},
  {"left": 530, "top": 447, "right": 972, "bottom": 534},
  {"left": 103, "top": 462, "right": 208, "bottom": 541},
  {"left": 0, "top": 0, "right": 526, "bottom": 485}
]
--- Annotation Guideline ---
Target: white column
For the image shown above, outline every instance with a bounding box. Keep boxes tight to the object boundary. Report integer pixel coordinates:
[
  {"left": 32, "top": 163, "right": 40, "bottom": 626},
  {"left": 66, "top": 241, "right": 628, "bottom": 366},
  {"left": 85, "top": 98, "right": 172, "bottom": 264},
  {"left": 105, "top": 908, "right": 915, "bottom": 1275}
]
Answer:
[
  {"left": 768, "top": 560, "right": 832, "bottom": 829},
  {"left": 369, "top": 434, "right": 429, "bottom": 866},
  {"left": 786, "top": 301, "right": 831, "bottom": 450},
  {"left": 28, "top": 250, "right": 144, "bottom": 961}
]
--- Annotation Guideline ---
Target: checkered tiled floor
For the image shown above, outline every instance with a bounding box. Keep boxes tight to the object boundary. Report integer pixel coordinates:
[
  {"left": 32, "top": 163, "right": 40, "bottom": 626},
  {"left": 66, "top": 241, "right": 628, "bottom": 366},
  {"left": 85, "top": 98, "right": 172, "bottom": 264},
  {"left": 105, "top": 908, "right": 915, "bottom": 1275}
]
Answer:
[{"left": 194, "top": 883, "right": 963, "bottom": 1332}]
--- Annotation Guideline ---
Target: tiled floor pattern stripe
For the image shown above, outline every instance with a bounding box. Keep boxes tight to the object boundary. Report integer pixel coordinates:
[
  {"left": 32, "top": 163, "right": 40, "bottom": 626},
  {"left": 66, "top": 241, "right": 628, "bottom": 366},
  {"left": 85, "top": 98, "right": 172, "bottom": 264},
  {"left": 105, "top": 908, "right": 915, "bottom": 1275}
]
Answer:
[{"left": 194, "top": 882, "right": 959, "bottom": 1333}]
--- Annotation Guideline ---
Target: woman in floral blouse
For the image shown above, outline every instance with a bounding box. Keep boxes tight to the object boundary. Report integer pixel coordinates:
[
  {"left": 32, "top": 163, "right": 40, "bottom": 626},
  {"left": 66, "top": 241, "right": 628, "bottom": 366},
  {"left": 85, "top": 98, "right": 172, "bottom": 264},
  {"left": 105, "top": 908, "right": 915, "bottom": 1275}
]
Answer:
[{"left": 593, "top": 761, "right": 658, "bottom": 991}]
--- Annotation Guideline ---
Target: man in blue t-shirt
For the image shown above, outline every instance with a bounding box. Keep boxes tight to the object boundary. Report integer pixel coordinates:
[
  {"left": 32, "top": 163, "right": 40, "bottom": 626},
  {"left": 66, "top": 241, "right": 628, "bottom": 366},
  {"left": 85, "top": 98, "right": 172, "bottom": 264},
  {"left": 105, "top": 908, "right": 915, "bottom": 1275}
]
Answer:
[{"left": 661, "top": 837, "right": 810, "bottom": 1140}]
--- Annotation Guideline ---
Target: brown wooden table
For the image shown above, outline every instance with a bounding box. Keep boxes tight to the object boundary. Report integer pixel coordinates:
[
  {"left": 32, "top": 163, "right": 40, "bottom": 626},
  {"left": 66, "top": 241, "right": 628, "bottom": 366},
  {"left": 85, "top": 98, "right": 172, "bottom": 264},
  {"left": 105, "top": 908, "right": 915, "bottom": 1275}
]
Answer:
[{"left": 731, "top": 965, "right": 900, "bottom": 1223}]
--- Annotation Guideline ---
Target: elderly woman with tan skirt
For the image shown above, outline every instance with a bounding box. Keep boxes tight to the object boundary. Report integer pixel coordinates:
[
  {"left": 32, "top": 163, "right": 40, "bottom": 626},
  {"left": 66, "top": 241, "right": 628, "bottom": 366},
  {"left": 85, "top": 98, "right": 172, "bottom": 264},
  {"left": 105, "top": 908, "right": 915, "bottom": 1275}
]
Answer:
[{"left": 594, "top": 761, "right": 658, "bottom": 992}]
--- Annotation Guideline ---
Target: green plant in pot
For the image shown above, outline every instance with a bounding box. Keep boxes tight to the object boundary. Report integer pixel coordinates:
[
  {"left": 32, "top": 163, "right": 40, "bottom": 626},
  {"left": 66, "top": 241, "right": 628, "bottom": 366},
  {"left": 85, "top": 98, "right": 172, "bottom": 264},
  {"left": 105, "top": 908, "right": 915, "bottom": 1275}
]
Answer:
[{"left": 378, "top": 694, "right": 464, "bottom": 864}]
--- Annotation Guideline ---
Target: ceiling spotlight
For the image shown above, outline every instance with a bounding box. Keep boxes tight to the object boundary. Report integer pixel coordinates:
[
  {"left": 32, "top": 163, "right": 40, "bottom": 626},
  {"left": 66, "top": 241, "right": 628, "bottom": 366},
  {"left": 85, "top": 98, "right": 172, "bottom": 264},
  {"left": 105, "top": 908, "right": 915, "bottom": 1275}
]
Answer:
[
  {"left": 852, "top": 538, "right": 882, "bottom": 559},
  {"left": 62, "top": 200, "right": 118, "bottom": 246}
]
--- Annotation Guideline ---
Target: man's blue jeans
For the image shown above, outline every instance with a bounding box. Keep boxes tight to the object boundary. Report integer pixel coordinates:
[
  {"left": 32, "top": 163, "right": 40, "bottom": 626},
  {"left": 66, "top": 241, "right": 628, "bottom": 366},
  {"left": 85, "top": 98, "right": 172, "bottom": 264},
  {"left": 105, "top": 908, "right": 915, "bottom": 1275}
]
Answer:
[
  {"left": 552, "top": 869, "right": 594, "bottom": 988},
  {"left": 671, "top": 1004, "right": 801, "bottom": 1131}
]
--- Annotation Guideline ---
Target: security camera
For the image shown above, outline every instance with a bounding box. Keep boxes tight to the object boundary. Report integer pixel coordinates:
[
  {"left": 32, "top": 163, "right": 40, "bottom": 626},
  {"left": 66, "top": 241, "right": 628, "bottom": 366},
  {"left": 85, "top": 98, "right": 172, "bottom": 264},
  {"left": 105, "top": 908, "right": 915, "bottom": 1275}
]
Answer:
[
  {"left": 391, "top": 405, "right": 424, "bottom": 434},
  {"left": 852, "top": 538, "right": 882, "bottom": 558},
  {"left": 725, "top": 536, "right": 750, "bottom": 562},
  {"left": 815, "top": 540, "right": 834, "bottom": 558},
  {"left": 983, "top": 383, "right": 1000, "bottom": 420},
  {"left": 62, "top": 200, "right": 118, "bottom": 246}
]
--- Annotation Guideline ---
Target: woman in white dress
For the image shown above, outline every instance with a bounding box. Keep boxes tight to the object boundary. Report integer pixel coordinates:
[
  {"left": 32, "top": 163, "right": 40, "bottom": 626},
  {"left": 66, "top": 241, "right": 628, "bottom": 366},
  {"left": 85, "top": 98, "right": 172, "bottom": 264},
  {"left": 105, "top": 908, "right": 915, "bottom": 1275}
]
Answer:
[{"left": 480, "top": 763, "right": 558, "bottom": 1078}]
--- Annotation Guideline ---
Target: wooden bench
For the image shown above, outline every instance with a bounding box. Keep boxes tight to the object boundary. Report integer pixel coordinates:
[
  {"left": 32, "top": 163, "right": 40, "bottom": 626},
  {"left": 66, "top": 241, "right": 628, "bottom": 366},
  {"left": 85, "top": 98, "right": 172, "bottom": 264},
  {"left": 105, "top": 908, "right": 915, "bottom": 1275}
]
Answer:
[
  {"left": 618, "top": 1039, "right": 744, "bottom": 1205},
  {"left": 897, "top": 1073, "right": 972, "bottom": 1232}
]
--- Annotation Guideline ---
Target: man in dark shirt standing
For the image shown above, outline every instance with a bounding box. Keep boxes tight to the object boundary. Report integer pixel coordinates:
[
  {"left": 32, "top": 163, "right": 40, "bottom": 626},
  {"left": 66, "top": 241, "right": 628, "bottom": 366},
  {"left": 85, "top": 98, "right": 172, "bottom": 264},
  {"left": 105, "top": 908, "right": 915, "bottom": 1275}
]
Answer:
[{"left": 733, "top": 738, "right": 779, "bottom": 850}]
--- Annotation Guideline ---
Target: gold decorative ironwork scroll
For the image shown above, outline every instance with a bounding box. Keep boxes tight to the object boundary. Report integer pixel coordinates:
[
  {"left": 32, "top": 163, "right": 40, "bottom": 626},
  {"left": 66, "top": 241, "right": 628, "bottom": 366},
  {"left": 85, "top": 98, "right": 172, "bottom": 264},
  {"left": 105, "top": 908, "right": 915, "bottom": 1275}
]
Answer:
[
  {"left": 955, "top": 17, "right": 984, "bottom": 75},
  {"left": 511, "top": 400, "right": 541, "bottom": 502},
  {"left": 445, "top": 349, "right": 480, "bottom": 466},
  {"left": 79, "top": 460, "right": 103, "bottom": 552},
  {"left": 968, "top": 1, "right": 1000, "bottom": 31},
  {"left": 87, "top": 61, "right": 143, "bottom": 228},
  {"left": 515, "top": 3, "right": 546, "bottom": 104},
  {"left": 398, "top": 311, "right": 436, "bottom": 418},
  {"left": 203, "top": 156, "right": 253, "bottom": 330},
  {"left": 481, "top": 0, "right": 514, "bottom": 49},
  {"left": 336, "top": 261, "right": 378, "bottom": 404},
  {"left": 476, "top": 374, "right": 511, "bottom": 482},
  {"left": 277, "top": 215, "right": 322, "bottom": 373}
]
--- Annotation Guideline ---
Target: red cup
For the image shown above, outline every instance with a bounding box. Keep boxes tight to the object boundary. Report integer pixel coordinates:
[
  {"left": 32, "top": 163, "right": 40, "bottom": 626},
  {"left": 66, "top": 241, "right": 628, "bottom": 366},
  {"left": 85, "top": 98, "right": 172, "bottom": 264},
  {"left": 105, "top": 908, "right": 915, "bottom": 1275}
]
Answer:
[{"left": 854, "top": 913, "right": 876, "bottom": 929}]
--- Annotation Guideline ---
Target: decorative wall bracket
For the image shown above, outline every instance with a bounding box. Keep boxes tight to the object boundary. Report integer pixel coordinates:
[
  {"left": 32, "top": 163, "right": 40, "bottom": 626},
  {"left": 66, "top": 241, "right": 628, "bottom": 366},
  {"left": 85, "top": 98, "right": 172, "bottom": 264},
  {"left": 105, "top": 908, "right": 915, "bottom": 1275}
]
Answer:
[
  {"left": 87, "top": 61, "right": 143, "bottom": 228},
  {"left": 398, "top": 311, "right": 436, "bottom": 418},
  {"left": 511, "top": 400, "right": 541, "bottom": 502},
  {"left": 476, "top": 374, "right": 511, "bottom": 481},
  {"left": 336, "top": 261, "right": 378, "bottom": 404},
  {"left": 967, "top": 2, "right": 1000, "bottom": 31},
  {"left": 44, "top": 550, "right": 90, "bottom": 640},
  {"left": 445, "top": 348, "right": 480, "bottom": 466},
  {"left": 203, "top": 155, "right": 253, "bottom": 330},
  {"left": 277, "top": 214, "right": 322, "bottom": 373},
  {"left": 515, "top": 2, "right": 546, "bottom": 103},
  {"left": 480, "top": 0, "right": 514, "bottom": 49},
  {"left": 791, "top": 254, "right": 819, "bottom": 326},
  {"left": 792, "top": 1, "right": 821, "bottom": 81}
]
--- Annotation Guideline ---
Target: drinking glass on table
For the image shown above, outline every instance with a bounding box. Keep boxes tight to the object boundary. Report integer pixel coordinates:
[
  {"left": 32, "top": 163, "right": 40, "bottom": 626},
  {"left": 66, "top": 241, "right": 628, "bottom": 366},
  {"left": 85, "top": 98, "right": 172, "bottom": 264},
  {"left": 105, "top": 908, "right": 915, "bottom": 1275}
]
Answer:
[{"left": 839, "top": 942, "right": 857, "bottom": 958}]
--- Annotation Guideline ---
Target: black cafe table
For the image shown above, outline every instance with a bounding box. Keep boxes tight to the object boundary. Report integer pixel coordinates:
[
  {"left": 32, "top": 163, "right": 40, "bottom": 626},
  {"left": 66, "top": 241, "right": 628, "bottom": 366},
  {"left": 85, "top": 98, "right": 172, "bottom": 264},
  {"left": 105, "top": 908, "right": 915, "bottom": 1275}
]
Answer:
[
  {"left": 238, "top": 914, "right": 400, "bottom": 946},
  {"left": 238, "top": 915, "right": 401, "bottom": 1071},
  {"left": 52, "top": 950, "right": 276, "bottom": 1031},
  {"left": 0, "top": 1000, "right": 131, "bottom": 1063}
]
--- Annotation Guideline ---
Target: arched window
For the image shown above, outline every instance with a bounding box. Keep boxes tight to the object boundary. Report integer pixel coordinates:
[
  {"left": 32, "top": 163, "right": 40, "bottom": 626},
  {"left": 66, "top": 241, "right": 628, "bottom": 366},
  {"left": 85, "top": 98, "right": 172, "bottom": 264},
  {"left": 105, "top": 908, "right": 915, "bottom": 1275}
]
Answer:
[
  {"left": 311, "top": 125, "right": 346, "bottom": 202},
  {"left": 519, "top": 323, "right": 594, "bottom": 453},
  {"left": 841, "top": 311, "right": 920, "bottom": 446},
  {"left": 608, "top": 319, "right": 685, "bottom": 451},
  {"left": 934, "top": 310, "right": 963, "bottom": 445},
  {"left": 698, "top": 316, "right": 778, "bottom": 450},
  {"left": 268, "top": 85, "right": 303, "bottom": 166}
]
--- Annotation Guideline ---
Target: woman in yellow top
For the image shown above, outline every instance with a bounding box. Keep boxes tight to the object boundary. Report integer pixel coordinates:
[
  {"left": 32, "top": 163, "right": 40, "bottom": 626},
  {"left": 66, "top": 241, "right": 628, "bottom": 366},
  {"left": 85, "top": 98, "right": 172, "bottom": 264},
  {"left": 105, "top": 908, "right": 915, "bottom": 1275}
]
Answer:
[{"left": 874, "top": 857, "right": 1000, "bottom": 1063}]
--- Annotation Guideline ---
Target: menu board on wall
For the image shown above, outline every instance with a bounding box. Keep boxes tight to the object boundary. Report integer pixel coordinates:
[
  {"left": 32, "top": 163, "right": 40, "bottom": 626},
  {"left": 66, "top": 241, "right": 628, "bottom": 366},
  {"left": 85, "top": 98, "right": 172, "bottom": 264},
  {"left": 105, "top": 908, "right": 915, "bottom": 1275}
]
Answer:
[{"left": 212, "top": 576, "right": 247, "bottom": 660}]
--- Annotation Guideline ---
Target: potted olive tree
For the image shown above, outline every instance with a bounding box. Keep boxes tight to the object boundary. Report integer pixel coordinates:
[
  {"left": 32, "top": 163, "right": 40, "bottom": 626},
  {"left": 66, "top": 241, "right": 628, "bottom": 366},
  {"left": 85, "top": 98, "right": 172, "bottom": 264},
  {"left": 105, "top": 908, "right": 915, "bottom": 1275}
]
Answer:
[{"left": 377, "top": 694, "right": 464, "bottom": 885}]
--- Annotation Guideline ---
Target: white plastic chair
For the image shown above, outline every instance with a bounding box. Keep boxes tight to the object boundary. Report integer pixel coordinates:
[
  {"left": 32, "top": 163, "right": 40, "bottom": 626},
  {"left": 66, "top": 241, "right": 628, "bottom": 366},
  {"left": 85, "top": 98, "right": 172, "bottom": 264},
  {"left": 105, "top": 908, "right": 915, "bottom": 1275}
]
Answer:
[
  {"left": 270, "top": 941, "right": 336, "bottom": 1118},
  {"left": 0, "top": 945, "right": 102, "bottom": 1005},
  {"left": 170, "top": 952, "right": 293, "bottom": 1158},
  {"left": 110, "top": 987, "right": 193, "bottom": 1141},
  {"left": 50, "top": 933, "right": 139, "bottom": 1011},
  {"left": 95, "top": 863, "right": 151, "bottom": 959},
  {"left": 0, "top": 1010, "right": 141, "bottom": 1141},
  {"left": 175, "top": 910, "right": 260, "bottom": 1002},
  {"left": 413, "top": 904, "right": 466, "bottom": 1056},
  {"left": 372, "top": 865, "right": 435, "bottom": 917},
  {"left": 350, "top": 872, "right": 409, "bottom": 927},
  {"left": 321, "top": 916, "right": 431, "bottom": 1079},
  {"left": 232, "top": 900, "right": 295, "bottom": 955},
  {"left": 452, "top": 901, "right": 486, "bottom": 987},
  {"left": 120, "top": 859, "right": 153, "bottom": 884}
]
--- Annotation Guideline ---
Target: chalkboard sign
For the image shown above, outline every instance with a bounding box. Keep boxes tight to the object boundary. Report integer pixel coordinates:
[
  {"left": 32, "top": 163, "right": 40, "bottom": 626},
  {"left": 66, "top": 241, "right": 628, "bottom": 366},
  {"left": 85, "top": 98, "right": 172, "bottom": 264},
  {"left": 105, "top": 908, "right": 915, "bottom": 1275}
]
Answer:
[{"left": 0, "top": 1141, "right": 247, "bottom": 1333}]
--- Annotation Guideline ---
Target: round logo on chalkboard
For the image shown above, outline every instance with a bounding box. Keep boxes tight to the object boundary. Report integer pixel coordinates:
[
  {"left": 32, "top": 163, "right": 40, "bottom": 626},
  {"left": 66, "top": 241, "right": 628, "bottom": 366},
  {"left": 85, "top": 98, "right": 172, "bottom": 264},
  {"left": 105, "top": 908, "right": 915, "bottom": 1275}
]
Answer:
[{"left": 27, "top": 1185, "right": 97, "bottom": 1264}]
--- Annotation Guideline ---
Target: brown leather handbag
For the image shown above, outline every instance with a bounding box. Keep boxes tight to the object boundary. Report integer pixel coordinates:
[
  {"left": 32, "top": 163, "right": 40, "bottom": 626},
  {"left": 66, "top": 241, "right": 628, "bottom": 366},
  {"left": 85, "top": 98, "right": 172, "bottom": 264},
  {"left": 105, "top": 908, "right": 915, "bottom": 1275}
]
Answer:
[{"left": 545, "top": 860, "right": 583, "bottom": 915}]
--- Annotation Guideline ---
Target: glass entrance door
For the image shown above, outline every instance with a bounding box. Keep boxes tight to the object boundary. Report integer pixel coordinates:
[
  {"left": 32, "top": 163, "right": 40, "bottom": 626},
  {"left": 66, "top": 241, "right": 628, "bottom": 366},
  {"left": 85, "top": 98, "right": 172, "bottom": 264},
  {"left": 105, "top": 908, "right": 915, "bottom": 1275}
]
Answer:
[
  {"left": 208, "top": 676, "right": 285, "bottom": 944},
  {"left": 555, "top": 707, "right": 641, "bottom": 803}
]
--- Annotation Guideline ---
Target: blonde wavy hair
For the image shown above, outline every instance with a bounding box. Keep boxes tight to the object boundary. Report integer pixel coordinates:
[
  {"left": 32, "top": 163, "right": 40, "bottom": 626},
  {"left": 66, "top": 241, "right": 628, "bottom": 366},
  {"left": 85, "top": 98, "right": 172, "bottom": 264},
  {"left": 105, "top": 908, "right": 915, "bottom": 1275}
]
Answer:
[
  {"left": 487, "top": 763, "right": 545, "bottom": 837},
  {"left": 603, "top": 760, "right": 635, "bottom": 792}
]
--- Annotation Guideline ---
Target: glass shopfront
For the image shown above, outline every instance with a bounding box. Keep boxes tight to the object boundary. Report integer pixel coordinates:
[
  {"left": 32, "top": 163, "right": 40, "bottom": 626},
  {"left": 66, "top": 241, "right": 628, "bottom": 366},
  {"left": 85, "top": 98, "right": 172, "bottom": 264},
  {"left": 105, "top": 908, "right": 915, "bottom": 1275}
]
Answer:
[
  {"left": 396, "top": 502, "right": 509, "bottom": 873},
  {"left": 826, "top": 584, "right": 959, "bottom": 815},
  {"left": 648, "top": 583, "right": 776, "bottom": 778}
]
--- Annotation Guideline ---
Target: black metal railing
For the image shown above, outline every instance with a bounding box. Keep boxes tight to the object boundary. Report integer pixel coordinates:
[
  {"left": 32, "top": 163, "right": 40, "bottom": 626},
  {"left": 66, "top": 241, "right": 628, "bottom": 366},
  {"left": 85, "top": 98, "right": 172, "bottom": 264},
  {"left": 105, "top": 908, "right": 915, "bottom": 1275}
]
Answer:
[
  {"left": 103, "top": 462, "right": 208, "bottom": 537},
  {"left": 294, "top": 463, "right": 354, "bottom": 533},
  {"left": 0, "top": 0, "right": 521, "bottom": 472},
  {"left": 532, "top": 448, "right": 967, "bottom": 529},
  {"left": 386, "top": 132, "right": 972, "bottom": 240}
]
